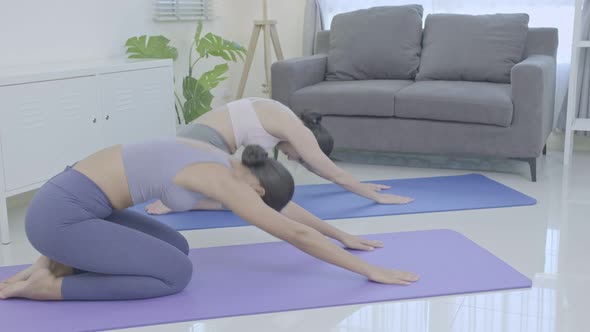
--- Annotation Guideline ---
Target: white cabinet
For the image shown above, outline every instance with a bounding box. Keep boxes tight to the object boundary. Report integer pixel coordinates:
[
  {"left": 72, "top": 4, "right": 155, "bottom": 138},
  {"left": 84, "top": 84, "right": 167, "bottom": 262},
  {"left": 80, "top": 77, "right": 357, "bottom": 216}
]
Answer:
[
  {"left": 99, "top": 66, "right": 175, "bottom": 146},
  {"left": 0, "top": 58, "right": 176, "bottom": 244},
  {"left": 0, "top": 76, "right": 102, "bottom": 191}
]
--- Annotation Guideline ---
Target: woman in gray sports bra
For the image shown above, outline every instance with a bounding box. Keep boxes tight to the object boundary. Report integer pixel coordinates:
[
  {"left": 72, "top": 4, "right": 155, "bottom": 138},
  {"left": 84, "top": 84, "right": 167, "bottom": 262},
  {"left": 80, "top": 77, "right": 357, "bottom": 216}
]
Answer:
[{"left": 0, "top": 140, "right": 418, "bottom": 301}]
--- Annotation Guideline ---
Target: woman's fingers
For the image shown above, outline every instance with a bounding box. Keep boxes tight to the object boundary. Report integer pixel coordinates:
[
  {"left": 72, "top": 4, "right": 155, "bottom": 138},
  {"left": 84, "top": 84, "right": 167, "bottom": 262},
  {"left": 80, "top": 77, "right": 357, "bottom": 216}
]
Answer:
[
  {"left": 367, "top": 183, "right": 390, "bottom": 191},
  {"left": 400, "top": 271, "right": 420, "bottom": 282},
  {"left": 353, "top": 244, "right": 375, "bottom": 251},
  {"left": 364, "top": 239, "right": 384, "bottom": 248}
]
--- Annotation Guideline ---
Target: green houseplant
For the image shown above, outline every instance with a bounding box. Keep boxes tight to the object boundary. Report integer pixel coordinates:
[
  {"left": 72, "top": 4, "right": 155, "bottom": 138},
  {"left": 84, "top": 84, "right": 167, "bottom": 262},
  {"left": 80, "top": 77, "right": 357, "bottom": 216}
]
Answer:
[{"left": 125, "top": 22, "right": 246, "bottom": 125}]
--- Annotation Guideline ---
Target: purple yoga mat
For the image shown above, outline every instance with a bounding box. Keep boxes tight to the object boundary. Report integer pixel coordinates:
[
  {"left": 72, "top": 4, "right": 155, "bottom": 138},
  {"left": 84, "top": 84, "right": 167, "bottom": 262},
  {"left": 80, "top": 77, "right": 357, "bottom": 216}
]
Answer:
[{"left": 0, "top": 230, "right": 531, "bottom": 332}]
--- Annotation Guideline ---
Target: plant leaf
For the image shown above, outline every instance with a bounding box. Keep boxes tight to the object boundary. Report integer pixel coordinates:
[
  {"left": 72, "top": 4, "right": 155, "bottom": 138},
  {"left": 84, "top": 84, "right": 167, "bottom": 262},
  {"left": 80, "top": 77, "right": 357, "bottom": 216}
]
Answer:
[
  {"left": 194, "top": 21, "right": 203, "bottom": 46},
  {"left": 182, "top": 75, "right": 215, "bottom": 123},
  {"left": 198, "top": 64, "right": 229, "bottom": 91},
  {"left": 182, "top": 76, "right": 199, "bottom": 101},
  {"left": 183, "top": 90, "right": 213, "bottom": 123},
  {"left": 125, "top": 35, "right": 178, "bottom": 60},
  {"left": 196, "top": 32, "right": 247, "bottom": 62}
]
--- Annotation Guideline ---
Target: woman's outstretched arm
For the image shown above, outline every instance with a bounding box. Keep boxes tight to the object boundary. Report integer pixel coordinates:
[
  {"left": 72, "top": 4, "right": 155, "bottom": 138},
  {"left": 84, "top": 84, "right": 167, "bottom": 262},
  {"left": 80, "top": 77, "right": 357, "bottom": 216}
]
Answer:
[
  {"left": 281, "top": 202, "right": 383, "bottom": 251},
  {"left": 146, "top": 197, "right": 380, "bottom": 252},
  {"left": 180, "top": 163, "right": 419, "bottom": 285},
  {"left": 279, "top": 119, "right": 412, "bottom": 204}
]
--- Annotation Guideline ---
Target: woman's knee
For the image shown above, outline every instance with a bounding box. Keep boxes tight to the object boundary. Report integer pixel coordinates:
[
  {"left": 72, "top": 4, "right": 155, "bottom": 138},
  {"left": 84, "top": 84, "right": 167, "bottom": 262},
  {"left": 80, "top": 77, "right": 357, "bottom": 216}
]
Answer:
[
  {"left": 175, "top": 235, "right": 190, "bottom": 255},
  {"left": 166, "top": 255, "right": 193, "bottom": 294}
]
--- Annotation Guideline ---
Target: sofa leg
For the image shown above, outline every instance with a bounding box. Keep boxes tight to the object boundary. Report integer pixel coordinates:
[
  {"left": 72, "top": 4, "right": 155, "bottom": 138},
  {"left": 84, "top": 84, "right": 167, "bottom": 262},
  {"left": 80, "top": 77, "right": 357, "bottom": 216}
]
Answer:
[
  {"left": 528, "top": 158, "right": 537, "bottom": 182},
  {"left": 511, "top": 157, "right": 537, "bottom": 182},
  {"left": 542, "top": 144, "right": 547, "bottom": 156}
]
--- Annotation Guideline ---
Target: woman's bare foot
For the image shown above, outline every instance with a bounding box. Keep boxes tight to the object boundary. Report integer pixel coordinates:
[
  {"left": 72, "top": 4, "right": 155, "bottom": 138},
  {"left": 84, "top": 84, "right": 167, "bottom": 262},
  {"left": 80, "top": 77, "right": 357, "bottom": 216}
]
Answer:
[
  {"left": 1, "top": 266, "right": 35, "bottom": 286},
  {"left": 145, "top": 200, "right": 172, "bottom": 215},
  {"left": 1, "top": 256, "right": 52, "bottom": 285},
  {"left": 1, "top": 256, "right": 72, "bottom": 286},
  {"left": 48, "top": 260, "right": 74, "bottom": 278},
  {"left": 0, "top": 268, "right": 63, "bottom": 300}
]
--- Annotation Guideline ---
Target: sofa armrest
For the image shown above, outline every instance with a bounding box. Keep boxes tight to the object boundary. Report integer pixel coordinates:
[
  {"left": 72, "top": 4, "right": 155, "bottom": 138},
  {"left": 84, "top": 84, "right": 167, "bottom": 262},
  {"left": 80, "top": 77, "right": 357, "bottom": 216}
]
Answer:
[
  {"left": 271, "top": 54, "right": 327, "bottom": 107},
  {"left": 511, "top": 55, "right": 556, "bottom": 153}
]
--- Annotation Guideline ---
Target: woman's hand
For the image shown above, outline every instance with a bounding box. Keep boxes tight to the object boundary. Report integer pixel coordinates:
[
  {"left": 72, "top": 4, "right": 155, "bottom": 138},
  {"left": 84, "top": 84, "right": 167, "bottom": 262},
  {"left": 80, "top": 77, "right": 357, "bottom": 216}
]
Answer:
[
  {"left": 359, "top": 182, "right": 391, "bottom": 192},
  {"left": 373, "top": 193, "right": 414, "bottom": 205},
  {"left": 366, "top": 265, "right": 420, "bottom": 285},
  {"left": 351, "top": 182, "right": 414, "bottom": 205},
  {"left": 340, "top": 235, "right": 384, "bottom": 251}
]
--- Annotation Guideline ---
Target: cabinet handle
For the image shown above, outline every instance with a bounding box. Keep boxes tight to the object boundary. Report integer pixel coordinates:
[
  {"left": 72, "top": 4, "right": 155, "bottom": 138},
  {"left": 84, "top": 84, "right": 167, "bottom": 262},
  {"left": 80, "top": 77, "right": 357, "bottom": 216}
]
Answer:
[
  {"left": 105, "top": 115, "right": 110, "bottom": 120},
  {"left": 92, "top": 118, "right": 97, "bottom": 123}
]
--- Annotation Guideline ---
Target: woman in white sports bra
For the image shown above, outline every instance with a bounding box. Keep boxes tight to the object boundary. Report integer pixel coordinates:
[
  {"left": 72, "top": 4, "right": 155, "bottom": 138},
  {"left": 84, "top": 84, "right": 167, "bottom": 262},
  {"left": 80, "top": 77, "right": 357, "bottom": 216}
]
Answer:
[{"left": 147, "top": 97, "right": 413, "bottom": 251}]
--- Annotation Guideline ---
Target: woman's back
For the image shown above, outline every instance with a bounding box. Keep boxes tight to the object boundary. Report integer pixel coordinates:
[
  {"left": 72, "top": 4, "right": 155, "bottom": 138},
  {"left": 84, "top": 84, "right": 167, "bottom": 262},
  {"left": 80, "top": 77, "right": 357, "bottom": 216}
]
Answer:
[
  {"left": 192, "top": 98, "right": 296, "bottom": 153},
  {"left": 122, "top": 139, "right": 231, "bottom": 212},
  {"left": 73, "top": 145, "right": 131, "bottom": 209},
  {"left": 73, "top": 140, "right": 231, "bottom": 210}
]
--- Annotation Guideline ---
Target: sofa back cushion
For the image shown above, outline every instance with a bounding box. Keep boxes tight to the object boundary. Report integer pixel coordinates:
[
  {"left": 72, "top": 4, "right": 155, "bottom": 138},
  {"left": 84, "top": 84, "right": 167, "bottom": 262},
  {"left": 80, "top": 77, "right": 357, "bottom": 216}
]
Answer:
[
  {"left": 416, "top": 13, "right": 529, "bottom": 84},
  {"left": 326, "top": 5, "right": 423, "bottom": 81}
]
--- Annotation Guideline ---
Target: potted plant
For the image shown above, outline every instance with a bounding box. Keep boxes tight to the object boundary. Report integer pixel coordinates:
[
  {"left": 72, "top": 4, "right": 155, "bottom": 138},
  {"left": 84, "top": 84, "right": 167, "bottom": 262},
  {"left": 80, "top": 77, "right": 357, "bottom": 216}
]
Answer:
[{"left": 125, "top": 22, "right": 246, "bottom": 125}]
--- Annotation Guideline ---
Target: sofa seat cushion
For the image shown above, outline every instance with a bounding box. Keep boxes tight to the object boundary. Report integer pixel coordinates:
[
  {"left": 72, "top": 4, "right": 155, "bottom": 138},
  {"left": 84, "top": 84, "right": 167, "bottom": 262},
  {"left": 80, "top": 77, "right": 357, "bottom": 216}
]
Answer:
[
  {"left": 291, "top": 80, "right": 414, "bottom": 117},
  {"left": 395, "top": 81, "right": 514, "bottom": 127}
]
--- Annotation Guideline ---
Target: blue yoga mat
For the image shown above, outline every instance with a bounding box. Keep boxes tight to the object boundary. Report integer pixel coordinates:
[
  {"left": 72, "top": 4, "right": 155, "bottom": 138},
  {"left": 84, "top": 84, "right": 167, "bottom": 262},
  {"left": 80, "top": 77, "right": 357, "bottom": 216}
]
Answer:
[{"left": 129, "top": 174, "right": 536, "bottom": 231}]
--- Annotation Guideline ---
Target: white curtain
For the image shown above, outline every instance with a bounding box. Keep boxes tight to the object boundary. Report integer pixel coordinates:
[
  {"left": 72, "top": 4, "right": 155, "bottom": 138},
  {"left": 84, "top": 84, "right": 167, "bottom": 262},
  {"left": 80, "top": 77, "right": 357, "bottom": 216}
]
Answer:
[
  {"left": 302, "top": 0, "right": 323, "bottom": 56},
  {"left": 302, "top": 0, "right": 575, "bottom": 127},
  {"left": 557, "top": 0, "right": 590, "bottom": 136}
]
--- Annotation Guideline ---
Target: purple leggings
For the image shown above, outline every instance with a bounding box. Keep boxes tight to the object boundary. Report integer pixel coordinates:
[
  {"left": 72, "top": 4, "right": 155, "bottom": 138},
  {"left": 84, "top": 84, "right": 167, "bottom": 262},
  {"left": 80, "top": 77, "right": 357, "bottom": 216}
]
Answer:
[{"left": 25, "top": 167, "right": 192, "bottom": 301}]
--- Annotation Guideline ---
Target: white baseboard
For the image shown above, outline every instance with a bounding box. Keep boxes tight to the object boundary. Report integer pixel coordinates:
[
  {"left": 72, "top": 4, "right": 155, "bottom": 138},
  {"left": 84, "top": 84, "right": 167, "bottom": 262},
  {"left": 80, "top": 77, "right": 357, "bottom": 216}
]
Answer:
[{"left": 547, "top": 131, "right": 590, "bottom": 152}]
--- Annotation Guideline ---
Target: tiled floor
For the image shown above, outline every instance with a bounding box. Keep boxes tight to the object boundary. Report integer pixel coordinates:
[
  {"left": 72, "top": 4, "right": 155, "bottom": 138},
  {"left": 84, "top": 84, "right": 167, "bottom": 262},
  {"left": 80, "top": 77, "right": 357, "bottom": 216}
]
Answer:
[{"left": 1, "top": 151, "right": 589, "bottom": 332}]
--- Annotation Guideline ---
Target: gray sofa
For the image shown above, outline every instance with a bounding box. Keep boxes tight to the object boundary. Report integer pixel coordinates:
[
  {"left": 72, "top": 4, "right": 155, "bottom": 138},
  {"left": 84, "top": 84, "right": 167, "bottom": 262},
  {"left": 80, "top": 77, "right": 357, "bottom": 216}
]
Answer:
[{"left": 272, "top": 6, "right": 558, "bottom": 181}]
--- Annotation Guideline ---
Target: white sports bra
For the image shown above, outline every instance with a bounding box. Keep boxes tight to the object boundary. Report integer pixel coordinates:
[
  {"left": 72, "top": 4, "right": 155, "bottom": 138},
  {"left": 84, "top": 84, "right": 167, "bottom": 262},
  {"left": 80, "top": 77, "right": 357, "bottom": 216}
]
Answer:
[{"left": 225, "top": 97, "right": 297, "bottom": 151}]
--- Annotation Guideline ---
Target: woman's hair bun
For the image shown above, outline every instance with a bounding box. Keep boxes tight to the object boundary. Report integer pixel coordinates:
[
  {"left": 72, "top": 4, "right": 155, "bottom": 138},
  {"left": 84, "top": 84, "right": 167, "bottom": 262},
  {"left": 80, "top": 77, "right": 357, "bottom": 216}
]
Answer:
[
  {"left": 242, "top": 145, "right": 268, "bottom": 167},
  {"left": 301, "top": 111, "right": 323, "bottom": 127},
  {"left": 300, "top": 110, "right": 334, "bottom": 157}
]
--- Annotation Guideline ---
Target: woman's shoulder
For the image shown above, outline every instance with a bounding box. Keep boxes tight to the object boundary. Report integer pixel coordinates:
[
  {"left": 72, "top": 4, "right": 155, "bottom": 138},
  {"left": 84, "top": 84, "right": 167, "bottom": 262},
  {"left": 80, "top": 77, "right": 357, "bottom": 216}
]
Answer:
[
  {"left": 177, "top": 138, "right": 231, "bottom": 157},
  {"left": 254, "top": 100, "right": 298, "bottom": 120}
]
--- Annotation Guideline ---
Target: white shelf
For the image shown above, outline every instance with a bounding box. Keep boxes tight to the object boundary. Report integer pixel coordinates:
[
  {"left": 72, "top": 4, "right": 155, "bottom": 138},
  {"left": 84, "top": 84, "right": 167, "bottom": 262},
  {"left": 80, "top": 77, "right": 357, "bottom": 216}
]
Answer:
[
  {"left": 572, "top": 118, "right": 590, "bottom": 131},
  {"left": 563, "top": 0, "right": 588, "bottom": 166},
  {"left": 0, "top": 58, "right": 173, "bottom": 86}
]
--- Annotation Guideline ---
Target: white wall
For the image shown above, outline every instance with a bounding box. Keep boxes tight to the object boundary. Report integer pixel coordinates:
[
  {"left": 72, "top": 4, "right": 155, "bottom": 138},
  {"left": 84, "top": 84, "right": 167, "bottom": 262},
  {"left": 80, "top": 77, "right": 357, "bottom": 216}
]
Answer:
[
  {"left": 0, "top": 0, "right": 306, "bottom": 112},
  {"left": 224, "top": 0, "right": 306, "bottom": 98}
]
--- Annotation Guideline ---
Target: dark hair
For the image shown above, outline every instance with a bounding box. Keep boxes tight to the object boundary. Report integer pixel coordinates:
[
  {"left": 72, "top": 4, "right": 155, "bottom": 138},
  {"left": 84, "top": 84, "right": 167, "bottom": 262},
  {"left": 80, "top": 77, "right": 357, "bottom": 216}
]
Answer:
[
  {"left": 242, "top": 145, "right": 295, "bottom": 211},
  {"left": 301, "top": 111, "right": 334, "bottom": 156}
]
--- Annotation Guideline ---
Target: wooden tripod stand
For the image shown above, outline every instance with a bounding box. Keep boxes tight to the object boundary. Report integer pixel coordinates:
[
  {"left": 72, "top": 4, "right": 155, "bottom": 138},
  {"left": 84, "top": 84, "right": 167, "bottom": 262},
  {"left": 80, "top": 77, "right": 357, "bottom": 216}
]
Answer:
[{"left": 236, "top": 0, "right": 284, "bottom": 98}]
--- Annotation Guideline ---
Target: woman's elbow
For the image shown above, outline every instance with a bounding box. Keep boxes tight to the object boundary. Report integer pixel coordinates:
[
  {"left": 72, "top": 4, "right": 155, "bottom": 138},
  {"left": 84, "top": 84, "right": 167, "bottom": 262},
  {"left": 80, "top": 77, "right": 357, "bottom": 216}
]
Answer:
[{"left": 286, "top": 226, "right": 320, "bottom": 248}]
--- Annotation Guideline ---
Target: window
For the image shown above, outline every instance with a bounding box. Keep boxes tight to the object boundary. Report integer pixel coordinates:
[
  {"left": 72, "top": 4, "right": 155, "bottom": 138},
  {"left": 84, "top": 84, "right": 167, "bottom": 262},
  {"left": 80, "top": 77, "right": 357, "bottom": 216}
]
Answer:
[{"left": 154, "top": 0, "right": 213, "bottom": 21}]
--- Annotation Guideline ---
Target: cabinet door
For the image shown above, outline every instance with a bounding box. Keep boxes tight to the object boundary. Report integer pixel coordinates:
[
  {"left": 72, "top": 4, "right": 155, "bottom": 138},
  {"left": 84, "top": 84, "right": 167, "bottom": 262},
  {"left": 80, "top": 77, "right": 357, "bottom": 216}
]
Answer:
[
  {"left": 99, "top": 66, "right": 176, "bottom": 147},
  {"left": 0, "top": 76, "right": 102, "bottom": 191}
]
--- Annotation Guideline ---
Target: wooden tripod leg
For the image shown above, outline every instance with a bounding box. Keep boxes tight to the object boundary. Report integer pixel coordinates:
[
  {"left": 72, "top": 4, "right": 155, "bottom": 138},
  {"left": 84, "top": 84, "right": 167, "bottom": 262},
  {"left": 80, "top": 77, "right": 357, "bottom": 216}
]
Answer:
[
  {"left": 236, "top": 24, "right": 262, "bottom": 99},
  {"left": 270, "top": 24, "right": 284, "bottom": 60},
  {"left": 263, "top": 23, "right": 273, "bottom": 96}
]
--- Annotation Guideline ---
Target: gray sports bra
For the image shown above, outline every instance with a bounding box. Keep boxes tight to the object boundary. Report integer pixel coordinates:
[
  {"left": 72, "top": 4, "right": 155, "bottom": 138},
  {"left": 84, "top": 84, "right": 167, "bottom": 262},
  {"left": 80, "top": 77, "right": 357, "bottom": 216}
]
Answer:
[{"left": 122, "top": 139, "right": 231, "bottom": 212}]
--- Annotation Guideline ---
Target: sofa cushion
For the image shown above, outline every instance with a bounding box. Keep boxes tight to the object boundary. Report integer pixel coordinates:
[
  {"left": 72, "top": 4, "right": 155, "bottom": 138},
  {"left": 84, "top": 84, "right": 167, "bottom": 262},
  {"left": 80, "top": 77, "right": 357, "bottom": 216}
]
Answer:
[
  {"left": 416, "top": 13, "right": 529, "bottom": 84},
  {"left": 291, "top": 80, "right": 414, "bottom": 117},
  {"left": 326, "top": 5, "right": 423, "bottom": 81},
  {"left": 395, "top": 81, "right": 514, "bottom": 127}
]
